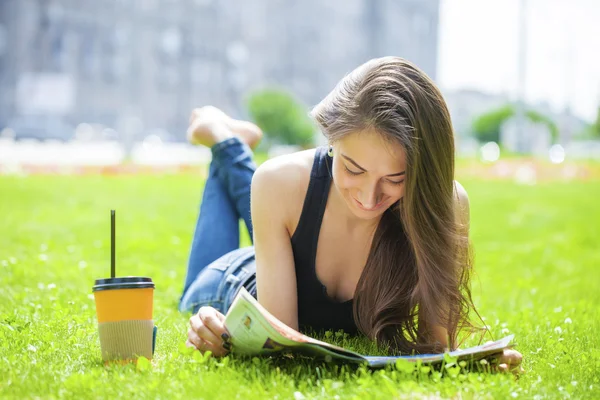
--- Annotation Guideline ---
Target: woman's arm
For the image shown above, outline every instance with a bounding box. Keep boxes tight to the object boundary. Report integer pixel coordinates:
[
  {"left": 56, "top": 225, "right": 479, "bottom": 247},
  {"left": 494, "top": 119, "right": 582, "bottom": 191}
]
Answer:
[{"left": 251, "top": 158, "right": 303, "bottom": 331}]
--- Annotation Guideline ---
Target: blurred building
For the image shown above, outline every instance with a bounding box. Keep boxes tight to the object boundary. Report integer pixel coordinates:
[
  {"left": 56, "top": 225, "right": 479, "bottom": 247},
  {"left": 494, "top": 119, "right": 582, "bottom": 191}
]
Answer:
[
  {"left": 0, "top": 0, "right": 440, "bottom": 141},
  {"left": 444, "top": 89, "right": 511, "bottom": 137},
  {"left": 444, "top": 88, "right": 589, "bottom": 144}
]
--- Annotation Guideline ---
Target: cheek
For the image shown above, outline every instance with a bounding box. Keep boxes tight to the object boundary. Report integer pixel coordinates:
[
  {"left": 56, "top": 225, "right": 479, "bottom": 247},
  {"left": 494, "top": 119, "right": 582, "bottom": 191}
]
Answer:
[
  {"left": 334, "top": 179, "right": 356, "bottom": 199},
  {"left": 385, "top": 185, "right": 405, "bottom": 201},
  {"left": 331, "top": 168, "right": 355, "bottom": 191}
]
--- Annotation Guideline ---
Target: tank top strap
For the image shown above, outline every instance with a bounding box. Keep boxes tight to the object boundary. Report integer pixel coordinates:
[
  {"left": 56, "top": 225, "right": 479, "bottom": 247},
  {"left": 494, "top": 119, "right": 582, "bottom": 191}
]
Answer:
[
  {"left": 290, "top": 147, "right": 357, "bottom": 334},
  {"left": 291, "top": 146, "right": 331, "bottom": 246}
]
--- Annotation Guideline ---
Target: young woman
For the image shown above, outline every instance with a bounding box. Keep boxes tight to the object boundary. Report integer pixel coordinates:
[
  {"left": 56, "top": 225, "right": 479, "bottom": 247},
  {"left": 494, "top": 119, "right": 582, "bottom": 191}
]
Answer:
[{"left": 180, "top": 57, "right": 523, "bottom": 373}]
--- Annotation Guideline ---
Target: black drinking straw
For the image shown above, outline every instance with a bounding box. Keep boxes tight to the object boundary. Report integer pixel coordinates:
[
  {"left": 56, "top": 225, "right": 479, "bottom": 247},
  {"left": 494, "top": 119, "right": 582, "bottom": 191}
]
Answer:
[{"left": 111, "top": 210, "right": 116, "bottom": 278}]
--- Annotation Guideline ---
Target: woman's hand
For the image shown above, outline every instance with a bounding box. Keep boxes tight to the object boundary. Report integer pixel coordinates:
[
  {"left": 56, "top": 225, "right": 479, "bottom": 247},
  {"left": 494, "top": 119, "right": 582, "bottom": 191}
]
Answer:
[
  {"left": 494, "top": 349, "right": 524, "bottom": 375},
  {"left": 186, "top": 306, "right": 231, "bottom": 357}
]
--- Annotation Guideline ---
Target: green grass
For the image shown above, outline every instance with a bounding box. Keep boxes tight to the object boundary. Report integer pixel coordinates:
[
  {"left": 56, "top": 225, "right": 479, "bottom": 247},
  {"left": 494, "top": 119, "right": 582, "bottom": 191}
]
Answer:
[{"left": 1, "top": 171, "right": 599, "bottom": 399}]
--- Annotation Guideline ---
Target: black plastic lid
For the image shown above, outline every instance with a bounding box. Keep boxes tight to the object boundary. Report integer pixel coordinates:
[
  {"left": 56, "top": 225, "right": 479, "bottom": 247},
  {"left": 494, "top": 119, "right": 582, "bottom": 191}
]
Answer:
[{"left": 93, "top": 276, "right": 155, "bottom": 292}]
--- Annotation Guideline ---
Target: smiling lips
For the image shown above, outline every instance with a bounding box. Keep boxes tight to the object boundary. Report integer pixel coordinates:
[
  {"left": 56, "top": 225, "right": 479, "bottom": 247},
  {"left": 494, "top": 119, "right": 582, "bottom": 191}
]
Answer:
[{"left": 353, "top": 196, "right": 387, "bottom": 212}]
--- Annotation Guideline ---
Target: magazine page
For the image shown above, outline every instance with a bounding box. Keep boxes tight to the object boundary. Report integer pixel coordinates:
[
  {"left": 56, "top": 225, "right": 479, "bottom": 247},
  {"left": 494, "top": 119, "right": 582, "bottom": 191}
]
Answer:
[
  {"left": 450, "top": 334, "right": 514, "bottom": 358},
  {"left": 224, "top": 289, "right": 302, "bottom": 354},
  {"left": 224, "top": 288, "right": 363, "bottom": 362},
  {"left": 362, "top": 335, "right": 515, "bottom": 368},
  {"left": 225, "top": 288, "right": 514, "bottom": 367}
]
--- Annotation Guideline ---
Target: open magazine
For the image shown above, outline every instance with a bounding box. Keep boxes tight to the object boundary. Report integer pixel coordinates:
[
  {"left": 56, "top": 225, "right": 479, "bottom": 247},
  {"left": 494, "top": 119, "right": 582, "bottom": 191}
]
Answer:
[{"left": 224, "top": 288, "right": 514, "bottom": 368}]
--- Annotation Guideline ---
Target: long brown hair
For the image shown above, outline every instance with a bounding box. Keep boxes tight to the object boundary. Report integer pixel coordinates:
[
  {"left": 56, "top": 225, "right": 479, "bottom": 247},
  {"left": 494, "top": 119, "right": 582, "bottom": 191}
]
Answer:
[{"left": 310, "top": 57, "right": 481, "bottom": 354}]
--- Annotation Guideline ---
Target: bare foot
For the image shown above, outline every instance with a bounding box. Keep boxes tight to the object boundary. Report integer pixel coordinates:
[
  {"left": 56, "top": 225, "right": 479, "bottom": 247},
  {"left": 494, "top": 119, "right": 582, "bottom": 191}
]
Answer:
[
  {"left": 227, "top": 119, "right": 263, "bottom": 149},
  {"left": 187, "top": 106, "right": 233, "bottom": 147},
  {"left": 187, "top": 106, "right": 263, "bottom": 149}
]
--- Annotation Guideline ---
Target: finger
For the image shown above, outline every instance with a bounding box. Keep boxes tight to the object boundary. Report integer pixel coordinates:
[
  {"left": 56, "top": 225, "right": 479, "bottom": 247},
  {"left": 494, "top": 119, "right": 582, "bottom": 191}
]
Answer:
[
  {"left": 201, "top": 339, "right": 229, "bottom": 357},
  {"left": 198, "top": 306, "right": 228, "bottom": 339},
  {"left": 187, "top": 328, "right": 229, "bottom": 357},
  {"left": 214, "top": 309, "right": 231, "bottom": 338},
  {"left": 498, "top": 349, "right": 523, "bottom": 368},
  {"left": 190, "top": 327, "right": 229, "bottom": 357},
  {"left": 190, "top": 313, "right": 222, "bottom": 346},
  {"left": 215, "top": 309, "right": 231, "bottom": 342},
  {"left": 215, "top": 309, "right": 226, "bottom": 323},
  {"left": 494, "top": 362, "right": 524, "bottom": 376},
  {"left": 187, "top": 327, "right": 205, "bottom": 351}
]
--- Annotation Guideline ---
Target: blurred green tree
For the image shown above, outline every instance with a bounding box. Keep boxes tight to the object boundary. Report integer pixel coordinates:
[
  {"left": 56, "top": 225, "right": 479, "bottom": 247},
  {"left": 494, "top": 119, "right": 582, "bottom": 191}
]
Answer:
[
  {"left": 471, "top": 105, "right": 513, "bottom": 143},
  {"left": 471, "top": 104, "right": 559, "bottom": 144},
  {"left": 526, "top": 109, "right": 559, "bottom": 143},
  {"left": 246, "top": 88, "right": 316, "bottom": 147}
]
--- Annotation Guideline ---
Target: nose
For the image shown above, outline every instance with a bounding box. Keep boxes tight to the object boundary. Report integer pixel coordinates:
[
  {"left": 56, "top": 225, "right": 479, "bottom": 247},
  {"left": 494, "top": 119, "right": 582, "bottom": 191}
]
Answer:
[{"left": 357, "top": 181, "right": 381, "bottom": 208}]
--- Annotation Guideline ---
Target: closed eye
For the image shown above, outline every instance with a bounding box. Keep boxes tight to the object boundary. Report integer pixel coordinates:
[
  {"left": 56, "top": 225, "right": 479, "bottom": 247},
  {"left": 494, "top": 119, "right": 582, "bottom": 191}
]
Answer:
[
  {"left": 387, "top": 179, "right": 404, "bottom": 185},
  {"left": 345, "top": 165, "right": 403, "bottom": 184},
  {"left": 344, "top": 165, "right": 363, "bottom": 176}
]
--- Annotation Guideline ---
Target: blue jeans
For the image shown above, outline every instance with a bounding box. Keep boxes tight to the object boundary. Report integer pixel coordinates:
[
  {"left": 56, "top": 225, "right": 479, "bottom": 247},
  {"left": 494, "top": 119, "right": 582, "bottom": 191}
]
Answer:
[{"left": 178, "top": 137, "right": 258, "bottom": 314}]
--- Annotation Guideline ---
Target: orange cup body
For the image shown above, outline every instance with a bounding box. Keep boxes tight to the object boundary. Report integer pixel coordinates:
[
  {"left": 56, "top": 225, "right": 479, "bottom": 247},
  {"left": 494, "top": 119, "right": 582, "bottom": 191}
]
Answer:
[{"left": 94, "top": 287, "right": 154, "bottom": 323}]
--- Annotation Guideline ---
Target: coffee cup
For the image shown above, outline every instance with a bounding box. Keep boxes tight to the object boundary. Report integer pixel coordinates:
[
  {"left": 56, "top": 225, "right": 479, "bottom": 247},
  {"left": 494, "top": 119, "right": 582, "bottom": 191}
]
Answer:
[{"left": 92, "top": 277, "right": 156, "bottom": 363}]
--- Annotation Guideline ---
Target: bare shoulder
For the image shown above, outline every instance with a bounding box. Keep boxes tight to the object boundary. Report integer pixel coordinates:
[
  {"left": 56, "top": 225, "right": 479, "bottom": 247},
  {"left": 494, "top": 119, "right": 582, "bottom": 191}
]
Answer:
[
  {"left": 453, "top": 181, "right": 469, "bottom": 207},
  {"left": 453, "top": 180, "right": 470, "bottom": 228},
  {"left": 252, "top": 149, "right": 315, "bottom": 188},
  {"left": 251, "top": 149, "right": 316, "bottom": 233}
]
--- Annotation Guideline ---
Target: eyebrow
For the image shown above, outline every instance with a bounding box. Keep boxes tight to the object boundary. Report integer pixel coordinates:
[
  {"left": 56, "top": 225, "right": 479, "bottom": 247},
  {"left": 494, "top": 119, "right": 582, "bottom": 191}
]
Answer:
[{"left": 341, "top": 154, "right": 406, "bottom": 177}]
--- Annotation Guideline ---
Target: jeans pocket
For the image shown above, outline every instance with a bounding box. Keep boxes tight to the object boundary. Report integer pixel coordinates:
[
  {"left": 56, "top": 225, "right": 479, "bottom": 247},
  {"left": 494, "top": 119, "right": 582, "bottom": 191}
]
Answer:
[
  {"left": 207, "top": 261, "right": 229, "bottom": 272},
  {"left": 179, "top": 265, "right": 226, "bottom": 314},
  {"left": 180, "top": 247, "right": 256, "bottom": 315},
  {"left": 218, "top": 248, "right": 256, "bottom": 311}
]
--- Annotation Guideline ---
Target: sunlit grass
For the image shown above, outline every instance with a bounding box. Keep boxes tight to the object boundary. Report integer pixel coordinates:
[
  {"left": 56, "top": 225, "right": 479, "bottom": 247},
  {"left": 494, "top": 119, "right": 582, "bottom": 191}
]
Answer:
[{"left": 1, "top": 170, "right": 599, "bottom": 399}]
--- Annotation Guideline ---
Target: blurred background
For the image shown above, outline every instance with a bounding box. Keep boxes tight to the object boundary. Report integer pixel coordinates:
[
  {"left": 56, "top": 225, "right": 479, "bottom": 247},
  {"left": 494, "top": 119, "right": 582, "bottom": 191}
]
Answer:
[
  {"left": 3, "top": 2, "right": 600, "bottom": 397},
  {"left": 0, "top": 0, "right": 599, "bottom": 171}
]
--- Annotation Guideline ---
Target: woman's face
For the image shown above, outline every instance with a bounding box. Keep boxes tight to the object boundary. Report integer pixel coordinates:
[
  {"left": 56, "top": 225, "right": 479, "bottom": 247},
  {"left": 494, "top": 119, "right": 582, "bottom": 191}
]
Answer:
[{"left": 331, "top": 131, "right": 407, "bottom": 221}]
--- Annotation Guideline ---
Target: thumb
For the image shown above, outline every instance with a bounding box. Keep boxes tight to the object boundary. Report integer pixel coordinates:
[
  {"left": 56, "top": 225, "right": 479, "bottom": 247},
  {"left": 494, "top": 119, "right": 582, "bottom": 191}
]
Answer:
[{"left": 215, "top": 309, "right": 226, "bottom": 323}]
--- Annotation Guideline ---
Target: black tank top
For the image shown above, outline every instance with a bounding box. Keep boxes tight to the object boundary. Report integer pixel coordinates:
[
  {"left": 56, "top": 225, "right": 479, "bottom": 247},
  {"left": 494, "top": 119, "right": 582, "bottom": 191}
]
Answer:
[{"left": 291, "top": 146, "right": 358, "bottom": 334}]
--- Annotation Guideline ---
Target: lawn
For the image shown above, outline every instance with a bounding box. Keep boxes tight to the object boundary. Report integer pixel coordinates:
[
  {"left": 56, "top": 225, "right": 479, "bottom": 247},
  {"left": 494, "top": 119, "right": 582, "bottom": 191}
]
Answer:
[{"left": 1, "top": 166, "right": 599, "bottom": 399}]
